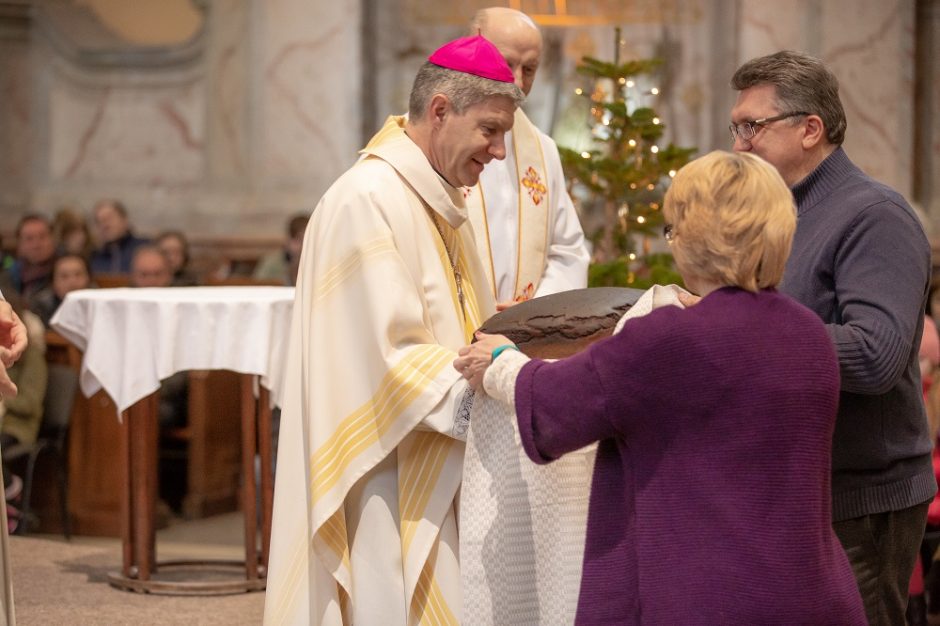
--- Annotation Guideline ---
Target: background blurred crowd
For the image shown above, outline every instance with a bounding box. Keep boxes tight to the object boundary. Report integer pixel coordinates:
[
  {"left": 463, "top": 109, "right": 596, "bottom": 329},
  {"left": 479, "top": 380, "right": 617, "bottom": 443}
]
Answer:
[{"left": 0, "top": 199, "right": 309, "bottom": 531}]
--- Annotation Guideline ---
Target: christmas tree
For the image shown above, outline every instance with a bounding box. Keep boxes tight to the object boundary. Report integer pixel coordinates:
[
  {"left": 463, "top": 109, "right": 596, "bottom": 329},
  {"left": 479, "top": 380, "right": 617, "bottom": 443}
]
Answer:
[{"left": 558, "top": 29, "right": 696, "bottom": 288}]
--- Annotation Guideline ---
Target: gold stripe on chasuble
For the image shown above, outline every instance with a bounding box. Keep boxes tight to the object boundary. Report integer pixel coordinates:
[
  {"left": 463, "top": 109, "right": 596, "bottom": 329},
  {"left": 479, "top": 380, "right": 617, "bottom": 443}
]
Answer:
[
  {"left": 456, "top": 253, "right": 482, "bottom": 339},
  {"left": 426, "top": 213, "right": 482, "bottom": 342},
  {"left": 362, "top": 116, "right": 404, "bottom": 151},
  {"left": 413, "top": 562, "right": 460, "bottom": 625},
  {"left": 426, "top": 217, "right": 465, "bottom": 328},
  {"left": 268, "top": 533, "right": 319, "bottom": 625},
  {"left": 310, "top": 344, "right": 454, "bottom": 503},
  {"left": 317, "top": 511, "right": 351, "bottom": 572},
  {"left": 398, "top": 432, "right": 455, "bottom": 556},
  {"left": 316, "top": 236, "right": 398, "bottom": 302}
]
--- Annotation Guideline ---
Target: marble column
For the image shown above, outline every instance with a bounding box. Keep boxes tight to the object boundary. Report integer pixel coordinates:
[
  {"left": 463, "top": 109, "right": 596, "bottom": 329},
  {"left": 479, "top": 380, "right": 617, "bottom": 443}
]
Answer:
[
  {"left": 10, "top": 0, "right": 362, "bottom": 239},
  {"left": 915, "top": 0, "right": 940, "bottom": 230},
  {"left": 736, "top": 0, "right": 917, "bottom": 199},
  {"left": 0, "top": 1, "right": 33, "bottom": 217}
]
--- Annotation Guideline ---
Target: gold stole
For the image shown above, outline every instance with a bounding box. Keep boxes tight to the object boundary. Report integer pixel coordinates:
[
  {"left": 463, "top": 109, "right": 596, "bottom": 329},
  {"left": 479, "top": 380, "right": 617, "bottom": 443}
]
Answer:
[{"left": 466, "top": 108, "right": 550, "bottom": 302}]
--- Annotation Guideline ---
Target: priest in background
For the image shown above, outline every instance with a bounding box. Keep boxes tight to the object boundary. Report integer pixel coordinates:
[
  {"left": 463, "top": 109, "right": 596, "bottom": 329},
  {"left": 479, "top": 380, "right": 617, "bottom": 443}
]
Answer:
[
  {"left": 467, "top": 7, "right": 589, "bottom": 308},
  {"left": 264, "top": 36, "right": 523, "bottom": 625}
]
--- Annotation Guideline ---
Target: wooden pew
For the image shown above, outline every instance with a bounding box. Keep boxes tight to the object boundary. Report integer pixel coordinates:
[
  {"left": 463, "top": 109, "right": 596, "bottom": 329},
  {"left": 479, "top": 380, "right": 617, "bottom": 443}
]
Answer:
[
  {"left": 166, "top": 370, "right": 243, "bottom": 519},
  {"left": 92, "top": 273, "right": 131, "bottom": 289},
  {"left": 46, "top": 330, "right": 124, "bottom": 536}
]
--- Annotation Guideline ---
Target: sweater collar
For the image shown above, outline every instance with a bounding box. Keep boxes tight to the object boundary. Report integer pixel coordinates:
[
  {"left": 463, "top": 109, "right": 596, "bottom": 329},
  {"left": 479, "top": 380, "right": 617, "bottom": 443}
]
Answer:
[{"left": 790, "top": 146, "right": 855, "bottom": 215}]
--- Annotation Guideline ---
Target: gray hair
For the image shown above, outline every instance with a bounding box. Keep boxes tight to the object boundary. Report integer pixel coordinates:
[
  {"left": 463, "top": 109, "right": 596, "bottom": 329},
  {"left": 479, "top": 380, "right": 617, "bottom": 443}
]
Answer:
[
  {"left": 408, "top": 62, "right": 524, "bottom": 120},
  {"left": 731, "top": 50, "right": 846, "bottom": 146}
]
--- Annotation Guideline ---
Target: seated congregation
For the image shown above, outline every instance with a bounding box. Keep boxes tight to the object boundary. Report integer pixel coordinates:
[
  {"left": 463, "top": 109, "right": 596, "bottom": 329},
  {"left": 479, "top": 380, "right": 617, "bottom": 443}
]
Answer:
[{"left": 0, "top": 200, "right": 309, "bottom": 535}]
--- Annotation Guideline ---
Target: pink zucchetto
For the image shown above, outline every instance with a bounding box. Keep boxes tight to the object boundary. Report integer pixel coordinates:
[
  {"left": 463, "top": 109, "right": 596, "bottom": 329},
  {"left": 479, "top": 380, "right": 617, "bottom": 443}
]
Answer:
[{"left": 428, "top": 35, "right": 515, "bottom": 83}]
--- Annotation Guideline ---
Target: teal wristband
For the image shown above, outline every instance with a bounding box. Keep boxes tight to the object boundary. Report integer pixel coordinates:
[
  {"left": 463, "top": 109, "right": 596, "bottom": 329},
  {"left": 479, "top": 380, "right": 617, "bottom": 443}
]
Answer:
[{"left": 491, "top": 344, "right": 520, "bottom": 361}]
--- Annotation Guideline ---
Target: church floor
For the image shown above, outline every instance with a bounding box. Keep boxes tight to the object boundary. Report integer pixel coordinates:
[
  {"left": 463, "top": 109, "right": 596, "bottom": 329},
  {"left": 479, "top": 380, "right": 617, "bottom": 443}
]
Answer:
[{"left": 9, "top": 512, "right": 264, "bottom": 625}]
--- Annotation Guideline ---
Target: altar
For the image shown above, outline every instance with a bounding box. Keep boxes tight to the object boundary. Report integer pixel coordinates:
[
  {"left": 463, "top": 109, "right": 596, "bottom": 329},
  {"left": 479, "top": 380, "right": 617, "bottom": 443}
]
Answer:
[{"left": 51, "top": 286, "right": 293, "bottom": 594}]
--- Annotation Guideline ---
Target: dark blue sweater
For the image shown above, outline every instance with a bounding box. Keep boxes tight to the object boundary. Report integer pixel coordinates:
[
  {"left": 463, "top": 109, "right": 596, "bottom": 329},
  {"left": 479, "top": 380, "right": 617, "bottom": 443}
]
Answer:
[
  {"left": 90, "top": 232, "right": 148, "bottom": 274},
  {"left": 781, "top": 147, "right": 936, "bottom": 521}
]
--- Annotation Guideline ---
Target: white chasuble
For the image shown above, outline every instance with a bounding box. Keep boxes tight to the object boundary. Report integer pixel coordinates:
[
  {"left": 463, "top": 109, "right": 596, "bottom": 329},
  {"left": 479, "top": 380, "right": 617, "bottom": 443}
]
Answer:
[{"left": 264, "top": 116, "right": 494, "bottom": 626}]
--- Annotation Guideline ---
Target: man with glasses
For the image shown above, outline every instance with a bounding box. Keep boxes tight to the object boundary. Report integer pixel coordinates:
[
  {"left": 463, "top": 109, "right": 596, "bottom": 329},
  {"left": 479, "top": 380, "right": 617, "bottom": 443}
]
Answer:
[{"left": 730, "top": 50, "right": 933, "bottom": 625}]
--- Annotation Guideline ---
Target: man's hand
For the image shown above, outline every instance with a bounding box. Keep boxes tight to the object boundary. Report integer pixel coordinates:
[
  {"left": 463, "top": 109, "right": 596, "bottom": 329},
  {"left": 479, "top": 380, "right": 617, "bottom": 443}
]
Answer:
[{"left": 0, "top": 301, "right": 27, "bottom": 367}]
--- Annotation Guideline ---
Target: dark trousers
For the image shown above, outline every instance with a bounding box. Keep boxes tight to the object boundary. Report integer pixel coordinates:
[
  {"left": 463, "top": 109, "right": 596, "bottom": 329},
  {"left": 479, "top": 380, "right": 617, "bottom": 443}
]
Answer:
[{"left": 834, "top": 501, "right": 930, "bottom": 626}]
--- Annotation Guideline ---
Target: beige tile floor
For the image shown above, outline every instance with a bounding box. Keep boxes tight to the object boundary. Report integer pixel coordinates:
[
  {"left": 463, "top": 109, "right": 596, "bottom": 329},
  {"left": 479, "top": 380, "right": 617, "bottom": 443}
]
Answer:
[{"left": 10, "top": 512, "right": 265, "bottom": 625}]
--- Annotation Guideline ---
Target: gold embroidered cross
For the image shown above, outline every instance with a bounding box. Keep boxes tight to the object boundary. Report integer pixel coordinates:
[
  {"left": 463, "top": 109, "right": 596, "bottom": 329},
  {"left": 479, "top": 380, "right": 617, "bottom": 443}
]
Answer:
[{"left": 521, "top": 166, "right": 546, "bottom": 205}]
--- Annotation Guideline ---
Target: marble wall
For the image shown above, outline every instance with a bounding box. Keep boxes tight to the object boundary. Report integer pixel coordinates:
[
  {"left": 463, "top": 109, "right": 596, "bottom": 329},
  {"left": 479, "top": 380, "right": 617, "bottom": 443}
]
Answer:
[
  {"left": 366, "top": 0, "right": 937, "bottom": 222},
  {"left": 0, "top": 0, "right": 362, "bottom": 238},
  {"left": 0, "top": 2, "right": 33, "bottom": 222},
  {"left": 0, "top": 0, "right": 936, "bottom": 239},
  {"left": 737, "top": 0, "right": 917, "bottom": 205}
]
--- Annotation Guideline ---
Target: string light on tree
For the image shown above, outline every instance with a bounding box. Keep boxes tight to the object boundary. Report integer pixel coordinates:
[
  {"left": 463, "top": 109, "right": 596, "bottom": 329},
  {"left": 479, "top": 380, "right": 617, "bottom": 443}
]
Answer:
[{"left": 558, "top": 26, "right": 696, "bottom": 288}]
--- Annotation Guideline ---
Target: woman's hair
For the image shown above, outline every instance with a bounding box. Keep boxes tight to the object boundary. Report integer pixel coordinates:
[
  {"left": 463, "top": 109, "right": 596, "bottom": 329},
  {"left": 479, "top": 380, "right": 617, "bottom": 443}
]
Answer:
[
  {"left": 664, "top": 150, "right": 796, "bottom": 292},
  {"left": 156, "top": 230, "right": 191, "bottom": 267},
  {"left": 52, "top": 206, "right": 95, "bottom": 256}
]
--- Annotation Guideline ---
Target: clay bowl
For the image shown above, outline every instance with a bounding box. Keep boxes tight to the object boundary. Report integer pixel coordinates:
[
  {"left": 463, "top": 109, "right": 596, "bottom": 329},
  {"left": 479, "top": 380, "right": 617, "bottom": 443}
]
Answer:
[{"left": 476, "top": 287, "right": 645, "bottom": 359}]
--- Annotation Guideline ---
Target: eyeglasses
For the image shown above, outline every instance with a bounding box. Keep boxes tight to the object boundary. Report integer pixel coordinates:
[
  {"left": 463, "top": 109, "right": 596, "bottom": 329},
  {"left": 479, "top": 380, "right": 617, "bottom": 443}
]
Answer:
[
  {"left": 663, "top": 223, "right": 675, "bottom": 243},
  {"left": 729, "top": 111, "right": 810, "bottom": 144}
]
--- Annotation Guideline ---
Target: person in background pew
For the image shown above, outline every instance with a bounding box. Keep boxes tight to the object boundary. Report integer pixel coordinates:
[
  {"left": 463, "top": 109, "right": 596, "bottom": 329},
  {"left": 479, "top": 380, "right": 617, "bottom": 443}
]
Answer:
[
  {"left": 51, "top": 207, "right": 95, "bottom": 261},
  {"left": 252, "top": 213, "right": 309, "bottom": 286},
  {"left": 156, "top": 231, "right": 198, "bottom": 287},
  {"left": 0, "top": 214, "right": 56, "bottom": 301},
  {"left": 0, "top": 291, "right": 48, "bottom": 534},
  {"left": 29, "top": 254, "right": 93, "bottom": 328},
  {"left": 89, "top": 199, "right": 148, "bottom": 275},
  {"left": 129, "top": 245, "right": 173, "bottom": 290}
]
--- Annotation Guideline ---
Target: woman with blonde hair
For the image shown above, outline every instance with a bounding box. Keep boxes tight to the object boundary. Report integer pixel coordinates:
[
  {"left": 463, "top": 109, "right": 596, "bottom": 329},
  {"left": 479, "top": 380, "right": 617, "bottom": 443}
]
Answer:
[
  {"left": 51, "top": 207, "right": 94, "bottom": 260},
  {"left": 455, "top": 151, "right": 865, "bottom": 624}
]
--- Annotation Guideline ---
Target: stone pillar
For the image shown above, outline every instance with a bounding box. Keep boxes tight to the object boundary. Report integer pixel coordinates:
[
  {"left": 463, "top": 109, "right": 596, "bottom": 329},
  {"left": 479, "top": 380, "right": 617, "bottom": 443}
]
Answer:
[
  {"left": 0, "top": 0, "right": 33, "bottom": 217},
  {"left": 915, "top": 0, "right": 940, "bottom": 230},
  {"left": 8, "top": 0, "right": 362, "bottom": 239},
  {"left": 736, "top": 0, "right": 916, "bottom": 198}
]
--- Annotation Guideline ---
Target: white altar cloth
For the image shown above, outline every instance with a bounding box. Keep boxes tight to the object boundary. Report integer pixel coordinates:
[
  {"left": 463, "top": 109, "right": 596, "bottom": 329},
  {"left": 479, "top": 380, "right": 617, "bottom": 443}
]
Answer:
[{"left": 50, "top": 286, "right": 294, "bottom": 413}]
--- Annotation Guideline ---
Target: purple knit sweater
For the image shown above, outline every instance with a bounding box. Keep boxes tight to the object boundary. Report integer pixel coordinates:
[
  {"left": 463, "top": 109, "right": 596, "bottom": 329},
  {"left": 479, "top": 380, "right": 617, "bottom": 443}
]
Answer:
[{"left": 514, "top": 287, "right": 866, "bottom": 625}]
